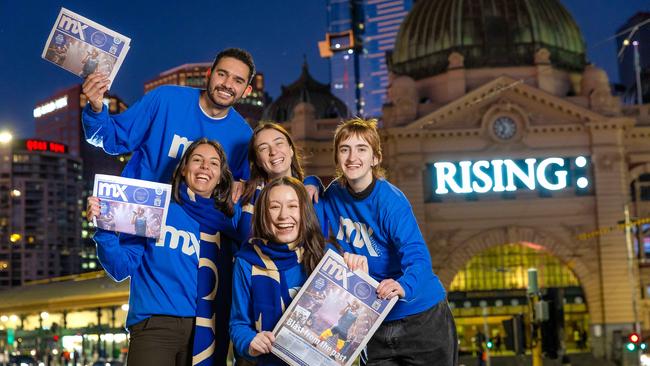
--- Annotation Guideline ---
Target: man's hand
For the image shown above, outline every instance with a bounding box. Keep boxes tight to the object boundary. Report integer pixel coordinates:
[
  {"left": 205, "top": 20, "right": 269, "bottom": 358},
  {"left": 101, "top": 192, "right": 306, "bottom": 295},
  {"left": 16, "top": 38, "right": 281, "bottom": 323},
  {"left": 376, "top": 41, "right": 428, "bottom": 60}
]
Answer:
[
  {"left": 232, "top": 181, "right": 244, "bottom": 203},
  {"left": 249, "top": 331, "right": 275, "bottom": 357},
  {"left": 82, "top": 72, "right": 110, "bottom": 113},
  {"left": 343, "top": 252, "right": 368, "bottom": 273},
  {"left": 376, "top": 279, "right": 405, "bottom": 300}
]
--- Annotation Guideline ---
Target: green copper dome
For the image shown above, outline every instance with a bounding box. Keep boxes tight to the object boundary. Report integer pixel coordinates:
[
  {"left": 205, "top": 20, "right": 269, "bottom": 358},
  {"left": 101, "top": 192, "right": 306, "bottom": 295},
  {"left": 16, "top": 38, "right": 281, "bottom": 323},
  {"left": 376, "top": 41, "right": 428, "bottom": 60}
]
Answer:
[{"left": 391, "top": 0, "right": 587, "bottom": 79}]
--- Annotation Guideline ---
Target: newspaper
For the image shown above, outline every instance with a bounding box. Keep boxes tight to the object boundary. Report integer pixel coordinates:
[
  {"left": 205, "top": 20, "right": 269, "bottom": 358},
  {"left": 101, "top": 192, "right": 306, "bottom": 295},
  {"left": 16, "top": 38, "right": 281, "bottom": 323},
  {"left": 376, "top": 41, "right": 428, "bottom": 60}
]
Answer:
[
  {"left": 42, "top": 7, "right": 131, "bottom": 87},
  {"left": 271, "top": 250, "right": 397, "bottom": 366},
  {"left": 92, "top": 174, "right": 171, "bottom": 240}
]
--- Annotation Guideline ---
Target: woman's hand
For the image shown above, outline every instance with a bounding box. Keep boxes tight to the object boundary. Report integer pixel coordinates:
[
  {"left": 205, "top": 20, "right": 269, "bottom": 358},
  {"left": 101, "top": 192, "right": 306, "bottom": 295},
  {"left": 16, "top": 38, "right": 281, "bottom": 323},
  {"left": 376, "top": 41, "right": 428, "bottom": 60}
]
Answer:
[
  {"left": 343, "top": 253, "right": 368, "bottom": 273},
  {"left": 232, "top": 180, "right": 244, "bottom": 203},
  {"left": 376, "top": 278, "right": 405, "bottom": 300},
  {"left": 249, "top": 331, "right": 275, "bottom": 357},
  {"left": 305, "top": 184, "right": 319, "bottom": 203},
  {"left": 86, "top": 196, "right": 101, "bottom": 222}
]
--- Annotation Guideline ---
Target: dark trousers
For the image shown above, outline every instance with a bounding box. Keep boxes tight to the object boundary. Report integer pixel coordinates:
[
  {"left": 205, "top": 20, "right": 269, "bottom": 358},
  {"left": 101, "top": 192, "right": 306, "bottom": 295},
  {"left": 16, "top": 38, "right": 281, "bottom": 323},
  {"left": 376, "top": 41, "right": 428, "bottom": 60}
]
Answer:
[
  {"left": 127, "top": 315, "right": 195, "bottom": 366},
  {"left": 361, "top": 300, "right": 458, "bottom": 366}
]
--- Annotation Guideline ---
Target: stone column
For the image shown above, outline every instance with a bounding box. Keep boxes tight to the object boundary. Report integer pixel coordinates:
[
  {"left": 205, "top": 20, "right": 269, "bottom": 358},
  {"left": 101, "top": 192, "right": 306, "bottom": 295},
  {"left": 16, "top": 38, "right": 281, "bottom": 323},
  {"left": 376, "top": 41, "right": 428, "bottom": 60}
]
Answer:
[{"left": 588, "top": 118, "right": 637, "bottom": 359}]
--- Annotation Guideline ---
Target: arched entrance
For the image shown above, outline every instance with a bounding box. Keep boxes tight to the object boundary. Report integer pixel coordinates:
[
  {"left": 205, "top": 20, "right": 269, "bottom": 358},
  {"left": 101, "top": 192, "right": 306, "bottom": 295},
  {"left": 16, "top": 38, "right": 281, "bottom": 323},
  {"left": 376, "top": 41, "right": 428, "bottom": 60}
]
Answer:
[{"left": 449, "top": 242, "right": 590, "bottom": 355}]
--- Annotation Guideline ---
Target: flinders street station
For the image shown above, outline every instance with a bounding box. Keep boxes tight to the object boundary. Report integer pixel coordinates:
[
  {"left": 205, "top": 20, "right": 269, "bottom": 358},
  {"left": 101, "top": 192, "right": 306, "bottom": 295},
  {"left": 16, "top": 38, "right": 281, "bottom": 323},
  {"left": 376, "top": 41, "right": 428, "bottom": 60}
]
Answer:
[{"left": 277, "top": 0, "right": 650, "bottom": 361}]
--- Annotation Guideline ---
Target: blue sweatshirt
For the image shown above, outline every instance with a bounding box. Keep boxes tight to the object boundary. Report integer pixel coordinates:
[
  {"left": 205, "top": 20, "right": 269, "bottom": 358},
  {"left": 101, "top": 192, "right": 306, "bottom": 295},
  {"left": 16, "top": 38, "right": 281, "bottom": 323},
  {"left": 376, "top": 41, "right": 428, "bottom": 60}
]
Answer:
[
  {"left": 321, "top": 178, "right": 446, "bottom": 321},
  {"left": 230, "top": 257, "right": 307, "bottom": 361},
  {"left": 82, "top": 85, "right": 252, "bottom": 182},
  {"left": 95, "top": 201, "right": 241, "bottom": 327}
]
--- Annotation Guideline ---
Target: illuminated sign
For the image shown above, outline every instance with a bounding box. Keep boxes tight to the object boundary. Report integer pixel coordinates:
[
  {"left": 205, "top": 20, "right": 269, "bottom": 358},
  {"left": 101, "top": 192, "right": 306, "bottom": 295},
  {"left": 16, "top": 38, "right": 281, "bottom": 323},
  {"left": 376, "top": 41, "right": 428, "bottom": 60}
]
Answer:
[
  {"left": 427, "top": 156, "right": 591, "bottom": 199},
  {"left": 33, "top": 96, "right": 68, "bottom": 118},
  {"left": 24, "top": 139, "right": 67, "bottom": 154}
]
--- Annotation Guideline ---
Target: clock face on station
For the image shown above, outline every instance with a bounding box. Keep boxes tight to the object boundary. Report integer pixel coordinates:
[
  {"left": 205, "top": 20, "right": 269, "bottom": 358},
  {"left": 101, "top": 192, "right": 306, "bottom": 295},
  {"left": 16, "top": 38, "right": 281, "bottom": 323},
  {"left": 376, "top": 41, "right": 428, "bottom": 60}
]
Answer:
[{"left": 492, "top": 116, "right": 517, "bottom": 140}]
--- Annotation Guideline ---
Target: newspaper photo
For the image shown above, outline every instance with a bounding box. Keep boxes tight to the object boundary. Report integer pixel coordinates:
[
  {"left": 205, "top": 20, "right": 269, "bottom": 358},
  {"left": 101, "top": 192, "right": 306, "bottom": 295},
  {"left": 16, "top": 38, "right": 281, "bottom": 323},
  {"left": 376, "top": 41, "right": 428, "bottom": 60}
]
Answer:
[
  {"left": 92, "top": 174, "right": 171, "bottom": 240},
  {"left": 271, "top": 250, "right": 398, "bottom": 366},
  {"left": 42, "top": 7, "right": 131, "bottom": 87}
]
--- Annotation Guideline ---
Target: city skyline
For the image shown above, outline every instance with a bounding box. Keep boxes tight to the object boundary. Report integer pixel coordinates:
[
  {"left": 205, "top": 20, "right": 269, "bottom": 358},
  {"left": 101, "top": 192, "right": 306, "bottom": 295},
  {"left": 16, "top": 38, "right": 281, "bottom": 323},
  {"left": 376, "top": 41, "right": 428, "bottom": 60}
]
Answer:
[{"left": 0, "top": 0, "right": 649, "bottom": 139}]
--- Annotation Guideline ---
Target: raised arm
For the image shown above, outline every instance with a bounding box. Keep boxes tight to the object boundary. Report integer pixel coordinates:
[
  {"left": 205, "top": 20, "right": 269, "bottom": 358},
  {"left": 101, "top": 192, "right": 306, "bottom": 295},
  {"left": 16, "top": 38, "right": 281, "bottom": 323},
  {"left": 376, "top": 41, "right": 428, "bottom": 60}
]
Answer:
[{"left": 82, "top": 72, "right": 160, "bottom": 155}]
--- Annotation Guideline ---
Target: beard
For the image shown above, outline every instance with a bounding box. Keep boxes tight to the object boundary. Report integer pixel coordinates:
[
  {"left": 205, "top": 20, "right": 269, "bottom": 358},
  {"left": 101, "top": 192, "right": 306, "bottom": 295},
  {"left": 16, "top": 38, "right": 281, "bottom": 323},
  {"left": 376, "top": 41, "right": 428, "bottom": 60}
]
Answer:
[{"left": 205, "top": 82, "right": 241, "bottom": 109}]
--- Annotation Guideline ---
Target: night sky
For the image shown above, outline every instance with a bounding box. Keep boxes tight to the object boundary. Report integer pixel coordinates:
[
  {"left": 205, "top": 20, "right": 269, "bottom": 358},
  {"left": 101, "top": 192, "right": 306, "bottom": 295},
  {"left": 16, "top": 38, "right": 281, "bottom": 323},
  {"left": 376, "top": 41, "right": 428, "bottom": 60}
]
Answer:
[{"left": 0, "top": 0, "right": 648, "bottom": 139}]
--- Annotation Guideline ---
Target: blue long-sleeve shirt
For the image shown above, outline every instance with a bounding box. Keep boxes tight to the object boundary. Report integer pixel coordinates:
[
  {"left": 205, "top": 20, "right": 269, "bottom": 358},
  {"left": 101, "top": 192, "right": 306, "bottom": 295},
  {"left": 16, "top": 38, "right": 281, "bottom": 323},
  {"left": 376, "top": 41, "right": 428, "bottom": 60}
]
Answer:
[
  {"left": 82, "top": 85, "right": 252, "bottom": 182},
  {"left": 230, "top": 257, "right": 307, "bottom": 362},
  {"left": 94, "top": 203, "right": 200, "bottom": 327},
  {"left": 321, "top": 178, "right": 446, "bottom": 321}
]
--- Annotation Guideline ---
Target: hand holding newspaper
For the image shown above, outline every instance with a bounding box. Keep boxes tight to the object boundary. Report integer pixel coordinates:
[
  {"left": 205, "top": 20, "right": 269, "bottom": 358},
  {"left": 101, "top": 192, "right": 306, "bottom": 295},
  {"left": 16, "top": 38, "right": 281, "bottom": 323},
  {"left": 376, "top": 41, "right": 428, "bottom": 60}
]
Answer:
[
  {"left": 92, "top": 174, "right": 171, "bottom": 240},
  {"left": 42, "top": 8, "right": 131, "bottom": 87},
  {"left": 271, "top": 250, "right": 398, "bottom": 366}
]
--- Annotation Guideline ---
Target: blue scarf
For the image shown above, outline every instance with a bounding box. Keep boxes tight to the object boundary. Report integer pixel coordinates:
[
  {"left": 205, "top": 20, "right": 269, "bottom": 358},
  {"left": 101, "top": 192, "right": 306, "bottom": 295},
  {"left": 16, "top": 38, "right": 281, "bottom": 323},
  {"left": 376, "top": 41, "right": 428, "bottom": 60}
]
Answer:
[
  {"left": 236, "top": 237, "right": 303, "bottom": 366},
  {"left": 179, "top": 184, "right": 236, "bottom": 366}
]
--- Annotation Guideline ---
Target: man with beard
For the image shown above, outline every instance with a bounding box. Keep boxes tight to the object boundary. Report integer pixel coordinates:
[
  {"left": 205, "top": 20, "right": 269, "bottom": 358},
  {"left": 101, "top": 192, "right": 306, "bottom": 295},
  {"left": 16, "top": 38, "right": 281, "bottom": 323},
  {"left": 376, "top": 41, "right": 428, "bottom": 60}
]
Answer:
[{"left": 81, "top": 48, "right": 254, "bottom": 197}]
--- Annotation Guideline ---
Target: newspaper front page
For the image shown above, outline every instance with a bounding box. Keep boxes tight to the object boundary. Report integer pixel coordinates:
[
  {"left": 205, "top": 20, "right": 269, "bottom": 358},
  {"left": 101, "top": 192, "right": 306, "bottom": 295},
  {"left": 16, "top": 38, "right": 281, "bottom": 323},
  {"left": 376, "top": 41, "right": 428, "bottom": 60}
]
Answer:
[
  {"left": 271, "top": 250, "right": 398, "bottom": 366},
  {"left": 42, "top": 7, "right": 131, "bottom": 87},
  {"left": 92, "top": 174, "right": 171, "bottom": 240}
]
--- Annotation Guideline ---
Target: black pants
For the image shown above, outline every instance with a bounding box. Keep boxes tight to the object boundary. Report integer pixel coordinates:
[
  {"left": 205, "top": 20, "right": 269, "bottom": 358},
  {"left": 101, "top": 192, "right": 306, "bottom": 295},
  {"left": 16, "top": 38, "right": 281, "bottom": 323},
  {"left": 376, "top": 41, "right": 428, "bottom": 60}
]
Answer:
[
  {"left": 361, "top": 300, "right": 458, "bottom": 366},
  {"left": 127, "top": 315, "right": 195, "bottom": 366}
]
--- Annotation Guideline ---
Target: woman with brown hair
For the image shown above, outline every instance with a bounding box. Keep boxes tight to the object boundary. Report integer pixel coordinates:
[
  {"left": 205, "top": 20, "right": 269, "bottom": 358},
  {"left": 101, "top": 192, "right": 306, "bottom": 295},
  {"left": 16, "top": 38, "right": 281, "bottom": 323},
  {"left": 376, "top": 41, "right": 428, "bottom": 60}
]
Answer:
[
  {"left": 87, "top": 138, "right": 242, "bottom": 366},
  {"left": 238, "top": 121, "right": 309, "bottom": 238},
  {"left": 230, "top": 177, "right": 366, "bottom": 366}
]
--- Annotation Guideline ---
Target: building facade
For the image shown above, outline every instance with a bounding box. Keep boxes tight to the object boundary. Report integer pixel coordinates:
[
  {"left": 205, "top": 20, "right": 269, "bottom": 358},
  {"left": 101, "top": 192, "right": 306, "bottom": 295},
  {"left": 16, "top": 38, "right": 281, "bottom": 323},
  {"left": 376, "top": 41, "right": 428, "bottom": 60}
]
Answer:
[
  {"left": 33, "top": 85, "right": 128, "bottom": 273},
  {"left": 319, "top": 0, "right": 413, "bottom": 117},
  {"left": 144, "top": 63, "right": 269, "bottom": 125},
  {"left": 0, "top": 272, "right": 129, "bottom": 363},
  {"left": 0, "top": 139, "right": 82, "bottom": 289},
  {"left": 283, "top": 0, "right": 650, "bottom": 362}
]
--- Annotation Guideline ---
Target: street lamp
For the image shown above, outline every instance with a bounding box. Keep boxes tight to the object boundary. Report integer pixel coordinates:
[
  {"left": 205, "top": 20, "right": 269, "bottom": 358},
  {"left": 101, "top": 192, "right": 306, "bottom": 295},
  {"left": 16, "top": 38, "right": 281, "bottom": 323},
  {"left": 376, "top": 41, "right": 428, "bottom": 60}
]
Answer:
[
  {"left": 633, "top": 41, "right": 643, "bottom": 105},
  {"left": 0, "top": 131, "right": 12, "bottom": 144}
]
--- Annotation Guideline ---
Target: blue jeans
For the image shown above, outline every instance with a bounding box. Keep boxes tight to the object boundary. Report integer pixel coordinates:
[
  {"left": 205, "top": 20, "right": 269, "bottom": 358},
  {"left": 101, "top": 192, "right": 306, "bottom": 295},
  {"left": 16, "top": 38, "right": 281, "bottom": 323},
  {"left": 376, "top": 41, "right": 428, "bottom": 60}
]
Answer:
[{"left": 361, "top": 300, "right": 458, "bottom": 366}]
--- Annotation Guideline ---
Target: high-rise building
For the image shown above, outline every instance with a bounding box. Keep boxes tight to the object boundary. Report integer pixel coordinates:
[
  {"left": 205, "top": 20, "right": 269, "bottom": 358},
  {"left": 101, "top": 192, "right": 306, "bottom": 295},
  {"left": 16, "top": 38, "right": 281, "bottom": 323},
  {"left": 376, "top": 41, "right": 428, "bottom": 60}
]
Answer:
[
  {"left": 616, "top": 12, "right": 650, "bottom": 104},
  {"left": 33, "top": 85, "right": 128, "bottom": 272},
  {"left": 0, "top": 139, "right": 82, "bottom": 289},
  {"left": 144, "top": 63, "right": 270, "bottom": 125},
  {"left": 319, "top": 0, "right": 413, "bottom": 117}
]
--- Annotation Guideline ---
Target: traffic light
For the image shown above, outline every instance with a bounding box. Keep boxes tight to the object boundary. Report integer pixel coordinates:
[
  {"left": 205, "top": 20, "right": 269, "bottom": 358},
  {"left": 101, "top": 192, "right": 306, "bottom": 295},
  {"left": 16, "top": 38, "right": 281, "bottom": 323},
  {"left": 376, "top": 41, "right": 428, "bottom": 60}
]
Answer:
[
  {"left": 626, "top": 332, "right": 641, "bottom": 352},
  {"left": 486, "top": 340, "right": 493, "bottom": 349}
]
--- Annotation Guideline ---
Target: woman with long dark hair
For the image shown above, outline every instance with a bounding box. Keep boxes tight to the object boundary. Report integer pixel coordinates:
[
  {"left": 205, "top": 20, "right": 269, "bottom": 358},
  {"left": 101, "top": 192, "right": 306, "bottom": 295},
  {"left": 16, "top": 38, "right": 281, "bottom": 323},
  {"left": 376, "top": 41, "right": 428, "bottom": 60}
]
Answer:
[
  {"left": 87, "top": 138, "right": 242, "bottom": 366},
  {"left": 230, "top": 177, "right": 366, "bottom": 366}
]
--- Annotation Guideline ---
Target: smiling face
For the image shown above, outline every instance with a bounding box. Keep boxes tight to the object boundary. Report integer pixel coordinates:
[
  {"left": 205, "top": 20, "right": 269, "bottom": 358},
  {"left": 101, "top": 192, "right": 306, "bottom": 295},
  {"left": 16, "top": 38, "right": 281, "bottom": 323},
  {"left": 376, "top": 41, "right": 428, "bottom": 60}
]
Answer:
[
  {"left": 267, "top": 184, "right": 301, "bottom": 244},
  {"left": 255, "top": 127, "right": 294, "bottom": 180},
  {"left": 182, "top": 143, "right": 222, "bottom": 198},
  {"left": 205, "top": 56, "right": 252, "bottom": 109},
  {"left": 336, "top": 134, "right": 378, "bottom": 192}
]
